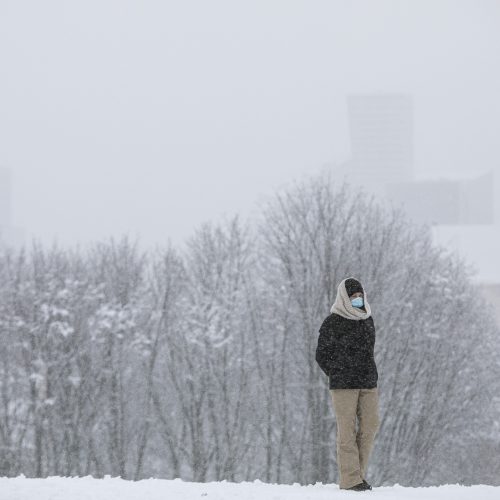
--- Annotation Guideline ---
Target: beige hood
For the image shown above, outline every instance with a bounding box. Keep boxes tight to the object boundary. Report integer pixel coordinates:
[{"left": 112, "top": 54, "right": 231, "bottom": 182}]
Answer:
[{"left": 330, "top": 277, "right": 372, "bottom": 320}]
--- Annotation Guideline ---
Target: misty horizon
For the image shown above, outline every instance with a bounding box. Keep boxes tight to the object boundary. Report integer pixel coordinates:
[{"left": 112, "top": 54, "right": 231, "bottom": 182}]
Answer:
[{"left": 1, "top": 1, "right": 499, "bottom": 257}]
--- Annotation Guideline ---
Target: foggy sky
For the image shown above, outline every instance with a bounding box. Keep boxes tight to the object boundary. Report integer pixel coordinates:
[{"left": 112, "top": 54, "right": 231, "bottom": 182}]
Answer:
[{"left": 1, "top": 0, "right": 499, "bottom": 249}]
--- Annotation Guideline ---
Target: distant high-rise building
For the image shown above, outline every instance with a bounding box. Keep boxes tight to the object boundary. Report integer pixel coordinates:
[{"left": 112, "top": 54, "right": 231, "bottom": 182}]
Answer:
[
  {"left": 386, "top": 171, "right": 495, "bottom": 225},
  {"left": 347, "top": 93, "right": 414, "bottom": 190},
  {"left": 330, "top": 93, "right": 500, "bottom": 288}
]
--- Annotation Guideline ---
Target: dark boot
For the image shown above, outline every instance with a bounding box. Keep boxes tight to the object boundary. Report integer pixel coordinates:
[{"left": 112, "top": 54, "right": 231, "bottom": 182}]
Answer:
[{"left": 346, "top": 481, "right": 370, "bottom": 491}]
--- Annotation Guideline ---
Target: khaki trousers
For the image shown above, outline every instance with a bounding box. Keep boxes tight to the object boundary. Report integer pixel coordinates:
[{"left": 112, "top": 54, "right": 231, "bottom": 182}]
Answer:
[{"left": 330, "top": 388, "right": 380, "bottom": 489}]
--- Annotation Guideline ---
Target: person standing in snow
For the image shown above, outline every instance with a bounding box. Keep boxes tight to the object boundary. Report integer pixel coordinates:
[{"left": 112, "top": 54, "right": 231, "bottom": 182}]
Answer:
[{"left": 315, "top": 277, "right": 380, "bottom": 492}]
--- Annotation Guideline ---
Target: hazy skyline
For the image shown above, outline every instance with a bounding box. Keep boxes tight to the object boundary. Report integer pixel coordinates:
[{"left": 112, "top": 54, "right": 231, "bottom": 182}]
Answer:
[{"left": 1, "top": 0, "right": 499, "bottom": 249}]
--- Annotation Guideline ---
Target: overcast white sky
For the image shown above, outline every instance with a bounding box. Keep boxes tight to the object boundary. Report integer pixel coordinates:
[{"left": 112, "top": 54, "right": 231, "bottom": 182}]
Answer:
[{"left": 1, "top": 0, "right": 499, "bottom": 249}]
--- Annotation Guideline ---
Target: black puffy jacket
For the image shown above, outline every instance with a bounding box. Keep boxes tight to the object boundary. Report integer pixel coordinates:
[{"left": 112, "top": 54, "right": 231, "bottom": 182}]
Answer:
[{"left": 315, "top": 312, "right": 378, "bottom": 389}]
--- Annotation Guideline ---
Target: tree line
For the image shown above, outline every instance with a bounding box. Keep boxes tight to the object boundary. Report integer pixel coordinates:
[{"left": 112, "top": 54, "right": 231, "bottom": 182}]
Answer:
[{"left": 0, "top": 170, "right": 498, "bottom": 486}]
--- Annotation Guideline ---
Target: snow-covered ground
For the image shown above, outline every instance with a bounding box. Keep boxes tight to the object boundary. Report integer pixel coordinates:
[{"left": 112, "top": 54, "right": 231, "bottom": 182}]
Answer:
[{"left": 0, "top": 476, "right": 498, "bottom": 500}]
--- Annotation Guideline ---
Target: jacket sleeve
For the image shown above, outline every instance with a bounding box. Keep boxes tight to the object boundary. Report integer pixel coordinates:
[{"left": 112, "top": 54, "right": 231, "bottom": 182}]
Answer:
[{"left": 315, "top": 317, "right": 335, "bottom": 377}]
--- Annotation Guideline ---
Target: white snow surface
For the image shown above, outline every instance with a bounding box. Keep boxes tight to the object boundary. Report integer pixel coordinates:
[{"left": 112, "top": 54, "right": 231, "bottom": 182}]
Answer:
[{"left": 0, "top": 476, "right": 498, "bottom": 500}]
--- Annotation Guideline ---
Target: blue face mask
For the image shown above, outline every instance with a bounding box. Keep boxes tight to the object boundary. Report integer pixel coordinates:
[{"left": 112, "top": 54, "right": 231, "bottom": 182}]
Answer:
[{"left": 351, "top": 297, "right": 364, "bottom": 308}]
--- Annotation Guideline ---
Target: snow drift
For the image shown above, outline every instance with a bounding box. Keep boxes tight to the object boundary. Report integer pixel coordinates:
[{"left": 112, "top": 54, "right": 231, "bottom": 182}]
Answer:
[{"left": 0, "top": 476, "right": 498, "bottom": 500}]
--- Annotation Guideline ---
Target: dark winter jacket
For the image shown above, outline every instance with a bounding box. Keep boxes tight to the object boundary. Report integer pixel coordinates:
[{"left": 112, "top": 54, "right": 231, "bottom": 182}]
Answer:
[{"left": 315, "top": 312, "right": 378, "bottom": 389}]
